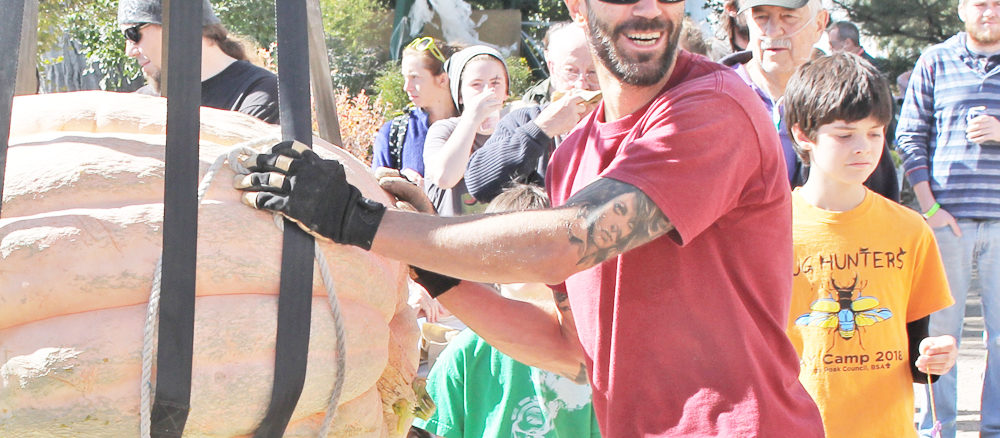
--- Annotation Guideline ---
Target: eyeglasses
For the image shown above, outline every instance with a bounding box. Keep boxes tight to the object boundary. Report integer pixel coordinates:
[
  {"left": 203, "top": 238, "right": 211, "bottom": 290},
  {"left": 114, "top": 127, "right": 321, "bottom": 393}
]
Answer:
[
  {"left": 406, "top": 37, "right": 446, "bottom": 63},
  {"left": 596, "top": 0, "right": 684, "bottom": 4},
  {"left": 557, "top": 66, "right": 600, "bottom": 87},
  {"left": 123, "top": 23, "right": 149, "bottom": 44}
]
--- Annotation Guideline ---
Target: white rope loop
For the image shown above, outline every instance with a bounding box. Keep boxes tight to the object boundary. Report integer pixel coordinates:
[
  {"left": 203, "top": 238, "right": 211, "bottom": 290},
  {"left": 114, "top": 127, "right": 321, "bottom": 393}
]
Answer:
[{"left": 141, "top": 138, "right": 346, "bottom": 437}]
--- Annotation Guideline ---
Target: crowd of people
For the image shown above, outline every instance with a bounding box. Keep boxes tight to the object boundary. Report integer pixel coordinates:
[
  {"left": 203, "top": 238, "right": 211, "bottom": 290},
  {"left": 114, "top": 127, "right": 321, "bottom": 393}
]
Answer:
[{"left": 114, "top": 0, "right": 998, "bottom": 436}]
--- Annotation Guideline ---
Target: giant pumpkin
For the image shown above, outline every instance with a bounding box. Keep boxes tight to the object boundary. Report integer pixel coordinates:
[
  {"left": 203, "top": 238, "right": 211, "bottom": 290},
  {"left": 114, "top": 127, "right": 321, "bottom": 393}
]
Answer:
[{"left": 0, "top": 91, "right": 420, "bottom": 437}]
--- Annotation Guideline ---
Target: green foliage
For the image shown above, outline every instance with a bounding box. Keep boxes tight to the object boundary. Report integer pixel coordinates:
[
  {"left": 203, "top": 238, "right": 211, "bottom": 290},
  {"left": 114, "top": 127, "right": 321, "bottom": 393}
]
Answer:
[
  {"left": 830, "top": 1, "right": 962, "bottom": 82},
  {"left": 476, "top": 0, "right": 572, "bottom": 23},
  {"left": 320, "top": 0, "right": 391, "bottom": 52},
  {"left": 213, "top": 0, "right": 277, "bottom": 48},
  {"left": 702, "top": 0, "right": 725, "bottom": 16},
  {"left": 327, "top": 34, "right": 391, "bottom": 96},
  {"left": 38, "top": 0, "right": 138, "bottom": 90},
  {"left": 35, "top": 0, "right": 561, "bottom": 97},
  {"left": 319, "top": 0, "right": 393, "bottom": 95},
  {"left": 505, "top": 55, "right": 534, "bottom": 100},
  {"left": 373, "top": 61, "right": 409, "bottom": 116}
]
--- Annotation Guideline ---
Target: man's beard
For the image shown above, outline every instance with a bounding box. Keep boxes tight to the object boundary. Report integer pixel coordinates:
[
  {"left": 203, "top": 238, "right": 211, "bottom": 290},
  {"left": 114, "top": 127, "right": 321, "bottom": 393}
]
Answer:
[
  {"left": 967, "top": 20, "right": 1000, "bottom": 46},
  {"left": 145, "top": 70, "right": 162, "bottom": 94},
  {"left": 586, "top": 5, "right": 680, "bottom": 87}
]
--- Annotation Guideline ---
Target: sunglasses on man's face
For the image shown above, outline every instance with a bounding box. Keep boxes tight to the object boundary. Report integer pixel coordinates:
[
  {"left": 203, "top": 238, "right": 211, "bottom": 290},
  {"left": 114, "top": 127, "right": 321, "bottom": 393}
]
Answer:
[
  {"left": 596, "top": 0, "right": 684, "bottom": 4},
  {"left": 123, "top": 23, "right": 149, "bottom": 44}
]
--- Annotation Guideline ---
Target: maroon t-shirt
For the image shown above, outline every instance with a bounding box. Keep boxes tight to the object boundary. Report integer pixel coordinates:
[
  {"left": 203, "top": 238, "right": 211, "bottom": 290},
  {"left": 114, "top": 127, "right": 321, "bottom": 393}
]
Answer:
[{"left": 546, "top": 51, "right": 823, "bottom": 437}]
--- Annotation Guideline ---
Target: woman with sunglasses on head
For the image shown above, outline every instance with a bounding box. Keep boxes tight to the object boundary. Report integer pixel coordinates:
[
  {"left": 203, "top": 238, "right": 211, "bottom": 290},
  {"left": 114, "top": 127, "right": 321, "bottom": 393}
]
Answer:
[{"left": 371, "top": 37, "right": 458, "bottom": 181}]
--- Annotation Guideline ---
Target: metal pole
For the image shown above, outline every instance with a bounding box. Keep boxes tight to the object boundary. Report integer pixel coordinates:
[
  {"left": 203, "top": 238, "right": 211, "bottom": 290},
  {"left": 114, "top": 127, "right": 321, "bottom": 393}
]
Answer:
[{"left": 0, "top": 0, "right": 26, "bottom": 219}]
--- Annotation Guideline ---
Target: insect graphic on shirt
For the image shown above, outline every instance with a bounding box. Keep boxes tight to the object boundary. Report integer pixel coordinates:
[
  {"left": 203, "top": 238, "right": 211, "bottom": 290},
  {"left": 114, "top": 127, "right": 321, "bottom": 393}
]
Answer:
[{"left": 795, "top": 274, "right": 893, "bottom": 347}]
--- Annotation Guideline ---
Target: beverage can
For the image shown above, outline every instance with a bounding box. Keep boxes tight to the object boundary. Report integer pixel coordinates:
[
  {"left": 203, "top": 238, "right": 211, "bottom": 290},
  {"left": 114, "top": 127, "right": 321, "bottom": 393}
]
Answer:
[{"left": 968, "top": 106, "right": 987, "bottom": 122}]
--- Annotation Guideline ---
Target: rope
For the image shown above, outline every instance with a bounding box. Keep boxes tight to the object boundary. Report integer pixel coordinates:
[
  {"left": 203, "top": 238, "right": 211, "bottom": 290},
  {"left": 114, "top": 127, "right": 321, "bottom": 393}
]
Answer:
[
  {"left": 140, "top": 138, "right": 346, "bottom": 437},
  {"left": 268, "top": 216, "right": 348, "bottom": 437},
  {"left": 928, "top": 374, "right": 942, "bottom": 437}
]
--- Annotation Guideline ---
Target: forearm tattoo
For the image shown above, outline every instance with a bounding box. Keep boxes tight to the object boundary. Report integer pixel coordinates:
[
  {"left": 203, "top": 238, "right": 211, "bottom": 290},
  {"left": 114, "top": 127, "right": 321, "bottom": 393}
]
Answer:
[
  {"left": 563, "top": 178, "right": 672, "bottom": 267},
  {"left": 551, "top": 289, "right": 588, "bottom": 384}
]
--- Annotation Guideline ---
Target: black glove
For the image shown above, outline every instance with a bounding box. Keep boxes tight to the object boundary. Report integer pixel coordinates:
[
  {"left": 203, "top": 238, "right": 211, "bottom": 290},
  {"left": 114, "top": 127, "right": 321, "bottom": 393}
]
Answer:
[
  {"left": 235, "top": 140, "right": 386, "bottom": 250},
  {"left": 410, "top": 266, "right": 462, "bottom": 298}
]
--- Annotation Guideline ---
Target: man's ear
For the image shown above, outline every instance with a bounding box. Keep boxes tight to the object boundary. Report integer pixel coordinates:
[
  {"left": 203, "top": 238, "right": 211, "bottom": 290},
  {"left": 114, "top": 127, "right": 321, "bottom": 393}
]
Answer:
[
  {"left": 816, "top": 9, "right": 830, "bottom": 32},
  {"left": 564, "top": 0, "right": 586, "bottom": 25}
]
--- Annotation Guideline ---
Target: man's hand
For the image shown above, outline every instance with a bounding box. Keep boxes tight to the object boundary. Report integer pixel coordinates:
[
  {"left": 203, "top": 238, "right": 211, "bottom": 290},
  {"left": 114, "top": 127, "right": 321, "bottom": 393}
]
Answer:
[
  {"left": 535, "top": 90, "right": 599, "bottom": 138},
  {"left": 915, "top": 335, "right": 958, "bottom": 376},
  {"left": 408, "top": 282, "right": 452, "bottom": 322},
  {"left": 967, "top": 114, "right": 1000, "bottom": 144},
  {"left": 234, "top": 140, "right": 386, "bottom": 249},
  {"left": 925, "top": 205, "right": 962, "bottom": 237},
  {"left": 374, "top": 167, "right": 437, "bottom": 215}
]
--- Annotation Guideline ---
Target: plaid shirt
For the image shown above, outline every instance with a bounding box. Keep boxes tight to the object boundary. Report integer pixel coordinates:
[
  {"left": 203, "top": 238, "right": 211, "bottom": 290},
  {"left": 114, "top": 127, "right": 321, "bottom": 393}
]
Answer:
[{"left": 897, "top": 32, "right": 1000, "bottom": 220}]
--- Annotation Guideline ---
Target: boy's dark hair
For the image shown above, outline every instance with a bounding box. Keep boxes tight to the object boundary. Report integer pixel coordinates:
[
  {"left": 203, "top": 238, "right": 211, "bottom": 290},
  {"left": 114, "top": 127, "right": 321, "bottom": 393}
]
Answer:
[{"left": 784, "top": 52, "right": 893, "bottom": 165}]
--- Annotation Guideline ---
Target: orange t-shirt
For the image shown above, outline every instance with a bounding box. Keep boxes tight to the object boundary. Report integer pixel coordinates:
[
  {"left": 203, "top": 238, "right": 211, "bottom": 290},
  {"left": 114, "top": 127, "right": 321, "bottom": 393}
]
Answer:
[{"left": 788, "top": 188, "right": 953, "bottom": 438}]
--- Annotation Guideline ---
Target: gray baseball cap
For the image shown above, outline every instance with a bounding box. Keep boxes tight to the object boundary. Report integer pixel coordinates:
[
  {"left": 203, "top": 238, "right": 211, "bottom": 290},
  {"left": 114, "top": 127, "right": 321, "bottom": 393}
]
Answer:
[
  {"left": 738, "top": 0, "right": 809, "bottom": 12},
  {"left": 118, "top": 0, "right": 221, "bottom": 26}
]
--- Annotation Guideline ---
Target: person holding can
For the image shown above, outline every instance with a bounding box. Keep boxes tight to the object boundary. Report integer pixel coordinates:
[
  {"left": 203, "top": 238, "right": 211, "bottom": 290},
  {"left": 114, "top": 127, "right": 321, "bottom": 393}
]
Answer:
[{"left": 896, "top": 1, "right": 1000, "bottom": 436}]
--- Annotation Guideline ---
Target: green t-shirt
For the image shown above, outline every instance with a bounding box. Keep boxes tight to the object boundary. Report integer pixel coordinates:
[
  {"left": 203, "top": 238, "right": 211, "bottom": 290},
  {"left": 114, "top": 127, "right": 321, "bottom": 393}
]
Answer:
[{"left": 413, "top": 329, "right": 601, "bottom": 438}]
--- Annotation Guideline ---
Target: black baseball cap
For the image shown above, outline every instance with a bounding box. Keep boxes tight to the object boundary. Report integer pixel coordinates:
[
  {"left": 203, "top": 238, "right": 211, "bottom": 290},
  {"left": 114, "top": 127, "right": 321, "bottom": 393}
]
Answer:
[{"left": 738, "top": 0, "right": 809, "bottom": 13}]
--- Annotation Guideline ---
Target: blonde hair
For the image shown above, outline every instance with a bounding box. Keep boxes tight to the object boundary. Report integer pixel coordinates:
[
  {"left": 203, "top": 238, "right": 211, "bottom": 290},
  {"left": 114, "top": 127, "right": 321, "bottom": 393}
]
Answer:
[{"left": 485, "top": 184, "right": 550, "bottom": 214}]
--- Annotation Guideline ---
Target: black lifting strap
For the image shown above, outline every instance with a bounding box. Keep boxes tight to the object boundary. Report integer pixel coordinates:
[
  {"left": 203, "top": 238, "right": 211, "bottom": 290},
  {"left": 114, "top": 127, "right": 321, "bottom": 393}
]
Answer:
[
  {"left": 252, "top": 0, "right": 316, "bottom": 436},
  {"left": 150, "top": 0, "right": 204, "bottom": 436},
  {"left": 0, "top": 0, "right": 26, "bottom": 220}
]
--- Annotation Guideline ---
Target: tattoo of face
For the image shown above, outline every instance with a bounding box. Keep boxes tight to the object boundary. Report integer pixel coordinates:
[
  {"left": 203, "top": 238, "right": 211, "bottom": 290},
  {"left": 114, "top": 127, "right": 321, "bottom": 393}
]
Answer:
[{"left": 564, "top": 179, "right": 672, "bottom": 267}]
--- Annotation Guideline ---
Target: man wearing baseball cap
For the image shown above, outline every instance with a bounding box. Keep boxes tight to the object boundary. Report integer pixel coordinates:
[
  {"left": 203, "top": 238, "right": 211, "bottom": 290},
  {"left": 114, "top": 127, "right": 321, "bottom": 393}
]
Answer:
[
  {"left": 117, "top": 0, "right": 279, "bottom": 124},
  {"left": 721, "top": 0, "right": 900, "bottom": 201}
]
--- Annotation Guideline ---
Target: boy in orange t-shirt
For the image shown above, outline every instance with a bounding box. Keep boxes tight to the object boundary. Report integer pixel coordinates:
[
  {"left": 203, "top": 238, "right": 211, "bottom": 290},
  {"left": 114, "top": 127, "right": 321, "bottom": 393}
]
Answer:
[{"left": 783, "top": 53, "right": 959, "bottom": 437}]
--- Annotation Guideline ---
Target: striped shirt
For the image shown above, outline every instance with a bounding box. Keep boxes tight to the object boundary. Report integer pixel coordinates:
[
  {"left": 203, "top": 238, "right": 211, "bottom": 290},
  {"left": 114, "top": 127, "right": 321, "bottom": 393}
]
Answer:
[{"left": 896, "top": 32, "right": 1000, "bottom": 219}]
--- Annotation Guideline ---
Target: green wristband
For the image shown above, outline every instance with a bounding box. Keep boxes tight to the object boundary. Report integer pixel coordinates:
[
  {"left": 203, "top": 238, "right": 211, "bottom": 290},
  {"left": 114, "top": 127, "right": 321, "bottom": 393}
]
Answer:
[{"left": 922, "top": 202, "right": 941, "bottom": 219}]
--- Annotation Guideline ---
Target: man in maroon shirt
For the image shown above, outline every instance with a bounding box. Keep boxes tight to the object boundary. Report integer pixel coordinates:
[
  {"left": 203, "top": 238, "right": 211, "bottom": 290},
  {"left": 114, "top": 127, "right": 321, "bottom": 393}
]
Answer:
[{"left": 236, "top": 0, "right": 823, "bottom": 435}]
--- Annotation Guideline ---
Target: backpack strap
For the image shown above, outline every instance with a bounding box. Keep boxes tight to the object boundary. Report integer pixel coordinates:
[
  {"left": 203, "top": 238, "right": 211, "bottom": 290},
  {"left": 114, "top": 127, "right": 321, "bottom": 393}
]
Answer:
[{"left": 387, "top": 109, "right": 411, "bottom": 170}]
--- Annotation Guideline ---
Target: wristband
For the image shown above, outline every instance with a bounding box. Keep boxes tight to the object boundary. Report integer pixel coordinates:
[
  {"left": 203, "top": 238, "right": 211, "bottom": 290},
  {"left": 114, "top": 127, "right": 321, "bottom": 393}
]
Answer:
[
  {"left": 922, "top": 202, "right": 941, "bottom": 219},
  {"left": 411, "top": 267, "right": 462, "bottom": 298}
]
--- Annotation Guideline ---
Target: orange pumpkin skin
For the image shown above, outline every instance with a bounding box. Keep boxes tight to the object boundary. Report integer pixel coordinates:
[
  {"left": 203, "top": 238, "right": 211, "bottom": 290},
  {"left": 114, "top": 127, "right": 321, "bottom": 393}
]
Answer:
[{"left": 0, "top": 91, "right": 419, "bottom": 437}]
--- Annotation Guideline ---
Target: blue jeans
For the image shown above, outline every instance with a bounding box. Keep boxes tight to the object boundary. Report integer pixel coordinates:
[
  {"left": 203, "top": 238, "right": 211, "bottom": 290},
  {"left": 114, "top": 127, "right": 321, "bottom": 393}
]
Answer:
[{"left": 917, "top": 219, "right": 1000, "bottom": 438}]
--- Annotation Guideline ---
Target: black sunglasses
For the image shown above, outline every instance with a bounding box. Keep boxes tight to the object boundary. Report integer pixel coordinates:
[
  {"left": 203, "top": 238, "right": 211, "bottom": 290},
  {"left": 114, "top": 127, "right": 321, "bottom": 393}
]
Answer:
[
  {"left": 597, "top": 0, "right": 684, "bottom": 3},
  {"left": 123, "top": 23, "right": 149, "bottom": 44}
]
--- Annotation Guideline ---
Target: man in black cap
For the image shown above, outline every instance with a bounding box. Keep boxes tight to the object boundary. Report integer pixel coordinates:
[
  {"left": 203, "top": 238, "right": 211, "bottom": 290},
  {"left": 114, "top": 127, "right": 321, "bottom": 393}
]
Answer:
[
  {"left": 118, "top": 0, "right": 279, "bottom": 123},
  {"left": 722, "top": 0, "right": 900, "bottom": 201}
]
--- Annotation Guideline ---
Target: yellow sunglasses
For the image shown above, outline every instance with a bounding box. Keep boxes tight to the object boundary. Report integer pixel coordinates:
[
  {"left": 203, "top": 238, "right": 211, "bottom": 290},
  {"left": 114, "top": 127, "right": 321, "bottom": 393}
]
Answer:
[{"left": 406, "top": 36, "right": 446, "bottom": 63}]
